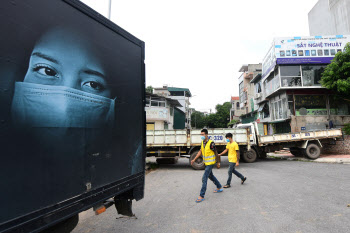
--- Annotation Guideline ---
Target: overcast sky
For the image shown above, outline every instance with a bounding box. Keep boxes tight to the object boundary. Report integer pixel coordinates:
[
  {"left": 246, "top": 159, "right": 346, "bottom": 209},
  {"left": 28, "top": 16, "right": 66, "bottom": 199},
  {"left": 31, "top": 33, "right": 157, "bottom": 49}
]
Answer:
[{"left": 81, "top": 0, "right": 318, "bottom": 112}]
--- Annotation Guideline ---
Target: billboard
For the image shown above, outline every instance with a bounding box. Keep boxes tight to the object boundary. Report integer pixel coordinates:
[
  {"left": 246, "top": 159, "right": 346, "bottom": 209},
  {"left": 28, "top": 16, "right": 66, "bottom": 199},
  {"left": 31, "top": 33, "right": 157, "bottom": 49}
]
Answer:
[
  {"left": 262, "top": 35, "right": 350, "bottom": 79},
  {"left": 0, "top": 0, "right": 145, "bottom": 225},
  {"left": 275, "top": 35, "right": 350, "bottom": 64}
]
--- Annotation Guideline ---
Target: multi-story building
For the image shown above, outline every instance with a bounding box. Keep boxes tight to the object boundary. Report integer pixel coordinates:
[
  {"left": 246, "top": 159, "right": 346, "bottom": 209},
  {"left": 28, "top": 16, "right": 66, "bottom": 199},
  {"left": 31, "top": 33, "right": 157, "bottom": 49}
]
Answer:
[
  {"left": 153, "top": 86, "right": 192, "bottom": 129},
  {"left": 259, "top": 35, "right": 350, "bottom": 135},
  {"left": 238, "top": 64, "right": 262, "bottom": 123},
  {"left": 309, "top": 0, "right": 350, "bottom": 36},
  {"left": 145, "top": 93, "right": 182, "bottom": 130},
  {"left": 230, "top": 96, "right": 245, "bottom": 121}
]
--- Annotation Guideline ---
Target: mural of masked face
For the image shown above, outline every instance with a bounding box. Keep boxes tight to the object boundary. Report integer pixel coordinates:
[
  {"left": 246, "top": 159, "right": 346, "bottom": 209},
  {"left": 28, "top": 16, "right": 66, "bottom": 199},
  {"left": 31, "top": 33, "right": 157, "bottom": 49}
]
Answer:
[{"left": 11, "top": 27, "right": 115, "bottom": 129}]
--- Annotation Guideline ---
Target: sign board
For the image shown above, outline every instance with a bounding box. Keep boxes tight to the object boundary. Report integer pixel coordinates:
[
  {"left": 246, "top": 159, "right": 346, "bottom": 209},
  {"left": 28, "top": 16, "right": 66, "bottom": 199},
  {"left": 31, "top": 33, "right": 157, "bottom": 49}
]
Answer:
[
  {"left": 275, "top": 35, "right": 350, "bottom": 64},
  {"left": 146, "top": 107, "right": 169, "bottom": 120},
  {"left": 262, "top": 35, "right": 350, "bottom": 79},
  {"left": 301, "top": 127, "right": 306, "bottom": 131}
]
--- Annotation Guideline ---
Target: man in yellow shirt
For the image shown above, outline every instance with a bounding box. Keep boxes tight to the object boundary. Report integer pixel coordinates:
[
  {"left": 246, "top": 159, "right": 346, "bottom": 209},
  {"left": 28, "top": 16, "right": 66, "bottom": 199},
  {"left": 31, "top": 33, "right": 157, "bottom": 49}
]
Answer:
[{"left": 218, "top": 133, "right": 247, "bottom": 188}]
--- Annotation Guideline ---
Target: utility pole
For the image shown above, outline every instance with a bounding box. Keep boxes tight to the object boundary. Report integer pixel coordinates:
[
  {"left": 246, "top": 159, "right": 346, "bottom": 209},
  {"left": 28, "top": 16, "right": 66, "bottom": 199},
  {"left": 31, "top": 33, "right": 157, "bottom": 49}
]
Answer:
[{"left": 108, "top": 0, "right": 112, "bottom": 19}]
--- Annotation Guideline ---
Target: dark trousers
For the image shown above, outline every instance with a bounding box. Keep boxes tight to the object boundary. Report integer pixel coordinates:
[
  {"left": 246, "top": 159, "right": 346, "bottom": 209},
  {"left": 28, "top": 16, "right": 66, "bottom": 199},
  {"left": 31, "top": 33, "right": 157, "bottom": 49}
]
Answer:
[
  {"left": 226, "top": 162, "right": 244, "bottom": 185},
  {"left": 200, "top": 165, "right": 222, "bottom": 198}
]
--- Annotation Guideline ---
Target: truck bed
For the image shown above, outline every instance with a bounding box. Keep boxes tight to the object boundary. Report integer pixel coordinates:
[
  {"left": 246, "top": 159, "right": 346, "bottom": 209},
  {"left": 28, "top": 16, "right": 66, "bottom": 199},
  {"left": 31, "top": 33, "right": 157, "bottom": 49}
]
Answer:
[
  {"left": 146, "top": 128, "right": 249, "bottom": 147},
  {"left": 257, "top": 128, "right": 343, "bottom": 145}
]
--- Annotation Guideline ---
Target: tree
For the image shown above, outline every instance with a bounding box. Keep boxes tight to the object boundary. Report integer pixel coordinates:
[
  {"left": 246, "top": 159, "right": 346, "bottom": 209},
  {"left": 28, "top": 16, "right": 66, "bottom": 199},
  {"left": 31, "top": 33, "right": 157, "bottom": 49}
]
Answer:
[
  {"left": 227, "top": 119, "right": 239, "bottom": 127},
  {"left": 191, "top": 111, "right": 206, "bottom": 129},
  {"left": 146, "top": 86, "right": 153, "bottom": 94},
  {"left": 321, "top": 43, "right": 350, "bottom": 99},
  {"left": 204, "top": 102, "right": 231, "bottom": 128}
]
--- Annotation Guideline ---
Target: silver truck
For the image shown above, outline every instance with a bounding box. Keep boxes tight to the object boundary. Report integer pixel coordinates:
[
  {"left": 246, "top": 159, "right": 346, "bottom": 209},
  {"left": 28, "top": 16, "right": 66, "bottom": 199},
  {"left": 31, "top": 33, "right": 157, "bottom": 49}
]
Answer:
[{"left": 147, "top": 123, "right": 343, "bottom": 170}]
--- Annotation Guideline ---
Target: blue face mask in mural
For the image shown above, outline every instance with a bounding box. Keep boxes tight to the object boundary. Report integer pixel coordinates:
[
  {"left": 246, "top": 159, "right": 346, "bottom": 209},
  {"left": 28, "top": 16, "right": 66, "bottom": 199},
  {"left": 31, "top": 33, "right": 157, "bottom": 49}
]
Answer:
[
  {"left": 11, "top": 82, "right": 115, "bottom": 128},
  {"left": 201, "top": 136, "right": 206, "bottom": 141}
]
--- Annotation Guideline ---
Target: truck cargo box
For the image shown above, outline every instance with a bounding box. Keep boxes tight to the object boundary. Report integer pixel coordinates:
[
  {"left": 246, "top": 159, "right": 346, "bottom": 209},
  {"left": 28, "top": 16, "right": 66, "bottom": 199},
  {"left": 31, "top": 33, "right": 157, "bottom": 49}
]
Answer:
[{"left": 0, "top": 0, "right": 145, "bottom": 232}]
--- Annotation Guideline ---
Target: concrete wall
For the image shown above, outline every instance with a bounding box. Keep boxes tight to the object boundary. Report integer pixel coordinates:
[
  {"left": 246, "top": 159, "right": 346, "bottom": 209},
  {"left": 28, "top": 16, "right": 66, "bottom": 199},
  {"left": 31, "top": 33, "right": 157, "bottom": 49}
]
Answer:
[
  {"left": 290, "top": 115, "right": 350, "bottom": 133},
  {"left": 309, "top": 0, "right": 350, "bottom": 35},
  {"left": 309, "top": 0, "right": 334, "bottom": 35},
  {"left": 330, "top": 0, "right": 350, "bottom": 34}
]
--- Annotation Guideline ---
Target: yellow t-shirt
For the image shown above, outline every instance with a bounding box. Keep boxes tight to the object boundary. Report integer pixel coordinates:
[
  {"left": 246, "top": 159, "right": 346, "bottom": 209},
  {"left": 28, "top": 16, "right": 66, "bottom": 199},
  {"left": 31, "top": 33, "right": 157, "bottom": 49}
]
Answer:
[{"left": 226, "top": 141, "right": 239, "bottom": 163}]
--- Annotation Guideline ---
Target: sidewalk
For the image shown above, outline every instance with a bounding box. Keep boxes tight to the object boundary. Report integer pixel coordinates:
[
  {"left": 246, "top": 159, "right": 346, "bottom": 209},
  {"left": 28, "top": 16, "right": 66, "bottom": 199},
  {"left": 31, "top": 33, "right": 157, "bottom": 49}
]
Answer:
[{"left": 267, "top": 150, "right": 350, "bottom": 164}]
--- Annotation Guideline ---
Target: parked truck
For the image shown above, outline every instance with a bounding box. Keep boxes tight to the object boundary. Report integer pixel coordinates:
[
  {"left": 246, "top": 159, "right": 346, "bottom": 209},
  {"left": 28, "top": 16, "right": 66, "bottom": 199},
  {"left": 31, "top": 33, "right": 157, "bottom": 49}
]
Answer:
[
  {"left": 0, "top": 0, "right": 145, "bottom": 232},
  {"left": 147, "top": 122, "right": 343, "bottom": 169}
]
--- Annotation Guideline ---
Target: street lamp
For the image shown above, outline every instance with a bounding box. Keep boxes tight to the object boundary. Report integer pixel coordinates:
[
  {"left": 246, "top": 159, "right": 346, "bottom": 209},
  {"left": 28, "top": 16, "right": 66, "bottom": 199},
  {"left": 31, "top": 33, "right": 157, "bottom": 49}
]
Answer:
[{"left": 108, "top": 0, "right": 112, "bottom": 19}]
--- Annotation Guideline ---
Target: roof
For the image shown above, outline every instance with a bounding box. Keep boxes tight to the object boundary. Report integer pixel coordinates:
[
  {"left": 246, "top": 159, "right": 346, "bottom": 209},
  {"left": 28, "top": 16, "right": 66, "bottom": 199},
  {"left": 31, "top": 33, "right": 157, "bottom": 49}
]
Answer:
[
  {"left": 239, "top": 65, "right": 248, "bottom": 72},
  {"left": 231, "top": 96, "right": 240, "bottom": 101},
  {"left": 146, "top": 93, "right": 182, "bottom": 107},
  {"left": 168, "top": 87, "right": 192, "bottom": 97},
  {"left": 250, "top": 73, "right": 262, "bottom": 83}
]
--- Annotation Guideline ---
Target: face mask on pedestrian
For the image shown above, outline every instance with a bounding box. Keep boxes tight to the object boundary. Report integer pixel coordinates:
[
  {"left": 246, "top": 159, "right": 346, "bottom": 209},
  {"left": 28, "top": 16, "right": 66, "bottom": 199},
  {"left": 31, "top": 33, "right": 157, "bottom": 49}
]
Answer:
[
  {"left": 201, "top": 136, "right": 206, "bottom": 141},
  {"left": 226, "top": 139, "right": 230, "bottom": 142},
  {"left": 11, "top": 82, "right": 115, "bottom": 129}
]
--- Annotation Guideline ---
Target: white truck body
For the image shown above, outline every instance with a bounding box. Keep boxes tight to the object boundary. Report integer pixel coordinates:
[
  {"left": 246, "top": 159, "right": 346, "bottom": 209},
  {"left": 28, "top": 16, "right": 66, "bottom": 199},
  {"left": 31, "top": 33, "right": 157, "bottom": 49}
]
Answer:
[
  {"left": 147, "top": 123, "right": 344, "bottom": 169},
  {"left": 146, "top": 128, "right": 249, "bottom": 147}
]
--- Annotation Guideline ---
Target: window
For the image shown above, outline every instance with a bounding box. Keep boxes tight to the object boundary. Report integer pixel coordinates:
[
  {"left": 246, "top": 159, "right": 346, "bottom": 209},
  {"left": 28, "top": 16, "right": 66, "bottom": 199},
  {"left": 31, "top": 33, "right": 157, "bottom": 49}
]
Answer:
[
  {"left": 329, "top": 96, "right": 350, "bottom": 115},
  {"left": 239, "top": 82, "right": 244, "bottom": 102},
  {"left": 301, "top": 65, "right": 326, "bottom": 86},
  {"left": 295, "top": 95, "right": 327, "bottom": 116},
  {"left": 164, "top": 122, "right": 168, "bottom": 130},
  {"left": 255, "top": 82, "right": 262, "bottom": 93},
  {"left": 280, "top": 66, "right": 301, "bottom": 87},
  {"left": 170, "top": 107, "right": 174, "bottom": 116},
  {"left": 271, "top": 99, "right": 287, "bottom": 120},
  {"left": 236, "top": 102, "right": 240, "bottom": 108}
]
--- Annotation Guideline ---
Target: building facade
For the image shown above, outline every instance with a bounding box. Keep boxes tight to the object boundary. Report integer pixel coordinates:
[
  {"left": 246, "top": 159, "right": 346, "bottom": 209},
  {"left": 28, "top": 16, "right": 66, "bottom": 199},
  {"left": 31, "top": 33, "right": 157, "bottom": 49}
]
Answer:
[
  {"left": 238, "top": 64, "right": 262, "bottom": 123},
  {"left": 258, "top": 35, "right": 350, "bottom": 135},
  {"left": 309, "top": 0, "right": 350, "bottom": 35},
  {"left": 146, "top": 93, "right": 182, "bottom": 130},
  {"left": 230, "top": 96, "right": 245, "bottom": 121},
  {"left": 153, "top": 86, "right": 192, "bottom": 129}
]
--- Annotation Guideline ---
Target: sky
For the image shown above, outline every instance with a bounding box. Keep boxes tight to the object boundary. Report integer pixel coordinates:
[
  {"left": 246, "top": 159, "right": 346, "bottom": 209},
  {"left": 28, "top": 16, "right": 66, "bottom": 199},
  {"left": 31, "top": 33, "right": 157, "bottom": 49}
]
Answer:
[{"left": 81, "top": 0, "right": 318, "bottom": 112}]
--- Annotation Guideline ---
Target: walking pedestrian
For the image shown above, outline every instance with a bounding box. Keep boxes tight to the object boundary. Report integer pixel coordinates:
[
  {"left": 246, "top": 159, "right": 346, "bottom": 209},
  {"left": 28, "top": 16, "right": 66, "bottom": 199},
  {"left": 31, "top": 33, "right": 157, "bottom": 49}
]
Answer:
[
  {"left": 191, "top": 129, "right": 223, "bottom": 203},
  {"left": 218, "top": 133, "right": 247, "bottom": 188}
]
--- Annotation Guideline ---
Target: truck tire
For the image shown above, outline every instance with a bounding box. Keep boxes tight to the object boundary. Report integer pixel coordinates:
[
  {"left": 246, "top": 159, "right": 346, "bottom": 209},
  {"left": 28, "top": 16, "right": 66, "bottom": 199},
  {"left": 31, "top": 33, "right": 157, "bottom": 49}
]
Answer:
[
  {"left": 305, "top": 143, "right": 321, "bottom": 159},
  {"left": 189, "top": 150, "right": 205, "bottom": 170},
  {"left": 156, "top": 157, "right": 178, "bottom": 164},
  {"left": 41, "top": 214, "right": 79, "bottom": 233},
  {"left": 290, "top": 147, "right": 303, "bottom": 157},
  {"left": 242, "top": 149, "right": 257, "bottom": 163}
]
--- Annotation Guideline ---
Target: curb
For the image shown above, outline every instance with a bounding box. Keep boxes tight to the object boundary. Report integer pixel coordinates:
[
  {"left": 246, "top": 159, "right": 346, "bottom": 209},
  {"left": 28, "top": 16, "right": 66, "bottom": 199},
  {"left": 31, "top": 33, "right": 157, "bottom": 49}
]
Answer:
[{"left": 267, "top": 155, "right": 350, "bottom": 164}]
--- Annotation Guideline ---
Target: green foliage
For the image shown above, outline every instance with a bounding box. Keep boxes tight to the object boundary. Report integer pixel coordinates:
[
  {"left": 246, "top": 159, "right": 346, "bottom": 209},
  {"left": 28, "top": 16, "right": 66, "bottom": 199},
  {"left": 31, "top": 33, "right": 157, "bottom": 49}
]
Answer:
[
  {"left": 191, "top": 102, "right": 232, "bottom": 129},
  {"left": 146, "top": 86, "right": 153, "bottom": 94},
  {"left": 227, "top": 119, "right": 239, "bottom": 127},
  {"left": 191, "top": 111, "right": 206, "bottom": 129},
  {"left": 344, "top": 123, "right": 350, "bottom": 135},
  {"left": 321, "top": 43, "right": 350, "bottom": 99}
]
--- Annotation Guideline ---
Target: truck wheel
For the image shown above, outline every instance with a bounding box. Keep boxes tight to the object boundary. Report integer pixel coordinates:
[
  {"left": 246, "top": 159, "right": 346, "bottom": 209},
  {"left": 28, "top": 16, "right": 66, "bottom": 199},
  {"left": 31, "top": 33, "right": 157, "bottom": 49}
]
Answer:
[
  {"left": 41, "top": 214, "right": 79, "bottom": 233},
  {"left": 156, "top": 158, "right": 178, "bottom": 164},
  {"left": 242, "top": 149, "right": 257, "bottom": 163},
  {"left": 305, "top": 143, "right": 321, "bottom": 159},
  {"left": 189, "top": 150, "right": 205, "bottom": 170},
  {"left": 290, "top": 147, "right": 303, "bottom": 157}
]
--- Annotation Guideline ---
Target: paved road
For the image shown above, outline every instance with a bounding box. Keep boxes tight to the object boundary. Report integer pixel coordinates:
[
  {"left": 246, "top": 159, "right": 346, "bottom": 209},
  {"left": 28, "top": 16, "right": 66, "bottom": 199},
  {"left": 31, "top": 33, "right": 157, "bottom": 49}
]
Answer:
[{"left": 72, "top": 157, "right": 350, "bottom": 233}]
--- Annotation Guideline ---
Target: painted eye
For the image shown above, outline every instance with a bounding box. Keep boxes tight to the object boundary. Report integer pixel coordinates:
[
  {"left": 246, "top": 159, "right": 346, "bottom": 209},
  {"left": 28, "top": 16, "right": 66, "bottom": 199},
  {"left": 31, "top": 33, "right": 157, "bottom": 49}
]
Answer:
[
  {"left": 34, "top": 66, "right": 58, "bottom": 77},
  {"left": 84, "top": 81, "right": 104, "bottom": 91}
]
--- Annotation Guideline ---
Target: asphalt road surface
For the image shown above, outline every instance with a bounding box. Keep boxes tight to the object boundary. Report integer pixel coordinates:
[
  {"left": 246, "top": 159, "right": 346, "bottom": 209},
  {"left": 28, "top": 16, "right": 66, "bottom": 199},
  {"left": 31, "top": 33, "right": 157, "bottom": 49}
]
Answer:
[{"left": 72, "top": 157, "right": 350, "bottom": 233}]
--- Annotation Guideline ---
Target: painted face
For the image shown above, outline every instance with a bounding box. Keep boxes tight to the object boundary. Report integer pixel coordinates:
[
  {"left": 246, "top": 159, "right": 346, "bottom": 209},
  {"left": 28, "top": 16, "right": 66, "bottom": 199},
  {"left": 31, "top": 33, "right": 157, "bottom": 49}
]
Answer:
[{"left": 23, "top": 28, "right": 111, "bottom": 98}]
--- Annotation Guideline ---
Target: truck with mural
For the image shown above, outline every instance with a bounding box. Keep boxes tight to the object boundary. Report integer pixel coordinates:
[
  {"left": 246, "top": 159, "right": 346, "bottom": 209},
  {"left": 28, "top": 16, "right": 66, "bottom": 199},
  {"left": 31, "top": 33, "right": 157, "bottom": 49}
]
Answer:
[
  {"left": 146, "top": 123, "right": 343, "bottom": 169},
  {"left": 0, "top": 0, "right": 145, "bottom": 232}
]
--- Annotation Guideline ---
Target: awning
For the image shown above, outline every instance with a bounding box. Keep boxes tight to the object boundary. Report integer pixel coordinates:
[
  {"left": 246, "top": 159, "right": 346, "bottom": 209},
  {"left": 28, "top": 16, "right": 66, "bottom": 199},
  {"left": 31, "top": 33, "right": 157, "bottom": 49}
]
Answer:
[{"left": 258, "top": 103, "right": 266, "bottom": 112}]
